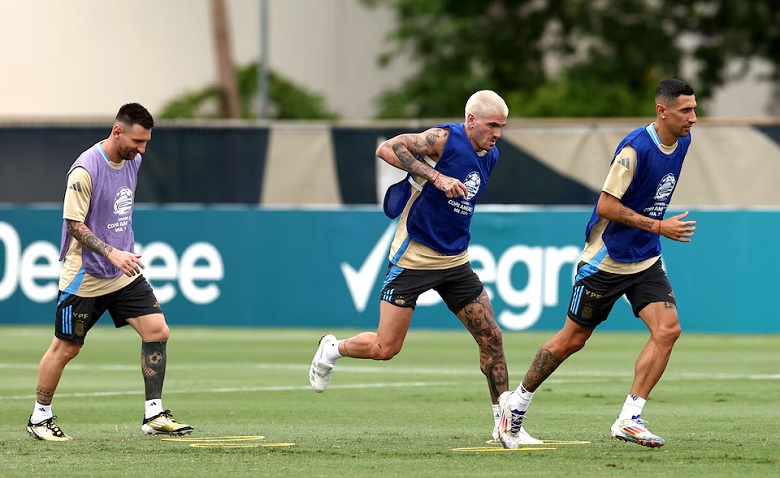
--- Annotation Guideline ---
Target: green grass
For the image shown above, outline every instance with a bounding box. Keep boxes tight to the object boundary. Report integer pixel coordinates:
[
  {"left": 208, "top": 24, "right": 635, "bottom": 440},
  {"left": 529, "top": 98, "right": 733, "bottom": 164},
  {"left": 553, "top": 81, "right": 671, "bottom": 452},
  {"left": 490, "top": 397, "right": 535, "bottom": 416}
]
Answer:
[{"left": 1, "top": 326, "right": 778, "bottom": 477}]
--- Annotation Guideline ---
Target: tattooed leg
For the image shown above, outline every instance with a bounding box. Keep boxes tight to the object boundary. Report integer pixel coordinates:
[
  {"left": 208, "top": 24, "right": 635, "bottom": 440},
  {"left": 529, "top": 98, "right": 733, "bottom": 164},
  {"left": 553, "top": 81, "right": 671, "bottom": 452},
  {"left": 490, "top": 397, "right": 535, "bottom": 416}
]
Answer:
[
  {"left": 141, "top": 341, "right": 167, "bottom": 400},
  {"left": 522, "top": 348, "right": 564, "bottom": 392},
  {"left": 36, "top": 387, "right": 55, "bottom": 406},
  {"left": 457, "top": 289, "right": 507, "bottom": 402},
  {"left": 522, "top": 318, "right": 593, "bottom": 392}
]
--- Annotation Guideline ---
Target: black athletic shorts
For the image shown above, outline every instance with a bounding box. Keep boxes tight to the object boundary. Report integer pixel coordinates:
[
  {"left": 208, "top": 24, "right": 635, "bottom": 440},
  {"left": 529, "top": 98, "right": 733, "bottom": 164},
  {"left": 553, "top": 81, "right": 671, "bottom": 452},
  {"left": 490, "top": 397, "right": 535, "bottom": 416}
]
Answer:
[
  {"left": 567, "top": 259, "right": 675, "bottom": 327},
  {"left": 54, "top": 276, "right": 163, "bottom": 345},
  {"left": 379, "top": 262, "right": 484, "bottom": 314}
]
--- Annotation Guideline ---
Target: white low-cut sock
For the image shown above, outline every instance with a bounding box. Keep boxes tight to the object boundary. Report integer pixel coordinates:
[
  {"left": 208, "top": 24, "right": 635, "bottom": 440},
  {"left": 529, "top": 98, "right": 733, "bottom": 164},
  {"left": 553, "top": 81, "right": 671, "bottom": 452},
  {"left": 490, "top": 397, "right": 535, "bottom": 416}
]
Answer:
[
  {"left": 508, "top": 383, "right": 535, "bottom": 413},
  {"left": 492, "top": 404, "right": 501, "bottom": 429},
  {"left": 617, "top": 394, "right": 646, "bottom": 421},
  {"left": 323, "top": 339, "right": 343, "bottom": 364},
  {"left": 145, "top": 399, "right": 164, "bottom": 419},
  {"left": 31, "top": 402, "right": 52, "bottom": 424}
]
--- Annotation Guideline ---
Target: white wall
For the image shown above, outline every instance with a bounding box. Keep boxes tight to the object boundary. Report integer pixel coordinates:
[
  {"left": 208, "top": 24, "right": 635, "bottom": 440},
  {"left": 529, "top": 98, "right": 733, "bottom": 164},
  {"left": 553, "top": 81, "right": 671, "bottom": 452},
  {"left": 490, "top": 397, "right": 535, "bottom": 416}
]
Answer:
[
  {"left": 0, "top": 0, "right": 774, "bottom": 120},
  {"left": 1, "top": 0, "right": 230, "bottom": 118},
  {"left": 707, "top": 59, "right": 777, "bottom": 118},
  {"left": 0, "top": 0, "right": 411, "bottom": 119}
]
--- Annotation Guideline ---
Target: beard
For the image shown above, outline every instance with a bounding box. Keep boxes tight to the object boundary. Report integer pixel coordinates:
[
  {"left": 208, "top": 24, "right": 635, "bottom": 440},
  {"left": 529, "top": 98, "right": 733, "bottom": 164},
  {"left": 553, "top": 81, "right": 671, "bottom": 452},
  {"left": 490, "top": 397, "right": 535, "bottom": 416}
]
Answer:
[{"left": 121, "top": 150, "right": 138, "bottom": 161}]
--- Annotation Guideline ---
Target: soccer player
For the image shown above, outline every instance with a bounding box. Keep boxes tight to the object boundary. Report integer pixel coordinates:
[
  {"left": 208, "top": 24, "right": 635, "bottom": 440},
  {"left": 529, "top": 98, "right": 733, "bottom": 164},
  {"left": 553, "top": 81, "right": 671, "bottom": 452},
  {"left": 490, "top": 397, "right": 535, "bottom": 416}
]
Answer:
[
  {"left": 26, "top": 103, "right": 193, "bottom": 441},
  {"left": 309, "top": 90, "right": 539, "bottom": 444},
  {"left": 498, "top": 79, "right": 698, "bottom": 448}
]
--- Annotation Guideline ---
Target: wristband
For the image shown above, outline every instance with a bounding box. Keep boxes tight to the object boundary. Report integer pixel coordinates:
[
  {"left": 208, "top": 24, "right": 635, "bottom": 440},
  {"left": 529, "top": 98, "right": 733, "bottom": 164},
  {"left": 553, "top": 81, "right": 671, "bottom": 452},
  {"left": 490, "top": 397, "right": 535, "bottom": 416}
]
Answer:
[
  {"left": 432, "top": 171, "right": 441, "bottom": 184},
  {"left": 657, "top": 220, "right": 662, "bottom": 235}
]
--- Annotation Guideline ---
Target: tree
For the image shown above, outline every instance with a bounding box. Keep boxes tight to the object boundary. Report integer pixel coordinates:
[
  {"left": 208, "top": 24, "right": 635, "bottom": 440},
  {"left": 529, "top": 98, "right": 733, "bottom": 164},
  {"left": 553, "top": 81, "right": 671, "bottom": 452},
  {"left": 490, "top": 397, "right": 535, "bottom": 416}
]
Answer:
[
  {"left": 158, "top": 62, "right": 338, "bottom": 120},
  {"left": 162, "top": 0, "right": 338, "bottom": 120},
  {"left": 682, "top": 1, "right": 780, "bottom": 108},
  {"left": 362, "top": 0, "right": 780, "bottom": 118},
  {"left": 209, "top": 0, "right": 241, "bottom": 118}
]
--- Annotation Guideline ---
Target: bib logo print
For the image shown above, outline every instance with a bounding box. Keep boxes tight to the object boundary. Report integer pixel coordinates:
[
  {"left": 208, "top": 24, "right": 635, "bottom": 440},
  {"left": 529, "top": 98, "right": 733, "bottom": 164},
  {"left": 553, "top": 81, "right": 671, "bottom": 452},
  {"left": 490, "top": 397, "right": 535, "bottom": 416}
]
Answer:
[
  {"left": 114, "top": 187, "right": 134, "bottom": 215},
  {"left": 654, "top": 173, "right": 676, "bottom": 201},
  {"left": 463, "top": 171, "right": 481, "bottom": 200}
]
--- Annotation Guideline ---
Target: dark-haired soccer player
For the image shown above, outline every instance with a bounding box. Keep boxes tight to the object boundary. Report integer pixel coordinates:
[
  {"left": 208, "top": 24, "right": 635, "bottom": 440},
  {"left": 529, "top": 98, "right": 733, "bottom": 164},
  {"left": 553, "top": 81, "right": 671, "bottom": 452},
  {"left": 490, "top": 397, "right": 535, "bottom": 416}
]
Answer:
[
  {"left": 26, "top": 103, "right": 193, "bottom": 441},
  {"left": 498, "top": 79, "right": 698, "bottom": 449}
]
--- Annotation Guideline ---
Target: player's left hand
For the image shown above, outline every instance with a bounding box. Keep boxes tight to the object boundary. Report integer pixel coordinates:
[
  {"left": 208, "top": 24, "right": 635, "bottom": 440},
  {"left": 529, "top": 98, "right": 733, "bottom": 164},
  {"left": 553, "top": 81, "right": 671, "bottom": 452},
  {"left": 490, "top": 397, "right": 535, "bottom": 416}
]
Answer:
[
  {"left": 434, "top": 174, "right": 468, "bottom": 199},
  {"left": 108, "top": 249, "right": 146, "bottom": 276},
  {"left": 661, "top": 211, "right": 696, "bottom": 242}
]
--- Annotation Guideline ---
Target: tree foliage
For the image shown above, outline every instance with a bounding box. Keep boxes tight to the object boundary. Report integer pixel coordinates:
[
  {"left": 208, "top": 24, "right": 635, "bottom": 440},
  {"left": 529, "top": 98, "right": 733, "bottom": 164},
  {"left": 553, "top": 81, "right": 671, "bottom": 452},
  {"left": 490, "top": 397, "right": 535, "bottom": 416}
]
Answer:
[
  {"left": 159, "top": 62, "right": 338, "bottom": 120},
  {"left": 362, "top": 0, "right": 780, "bottom": 118},
  {"left": 684, "top": 1, "right": 780, "bottom": 101}
]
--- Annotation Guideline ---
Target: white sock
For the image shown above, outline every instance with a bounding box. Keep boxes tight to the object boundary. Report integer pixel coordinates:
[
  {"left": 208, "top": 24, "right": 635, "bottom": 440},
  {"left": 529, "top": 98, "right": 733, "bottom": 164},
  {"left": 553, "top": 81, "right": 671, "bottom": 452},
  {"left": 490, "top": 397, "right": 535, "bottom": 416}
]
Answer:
[
  {"left": 323, "top": 339, "right": 343, "bottom": 364},
  {"left": 31, "top": 402, "right": 52, "bottom": 424},
  {"left": 145, "top": 399, "right": 164, "bottom": 419},
  {"left": 507, "top": 383, "right": 535, "bottom": 413},
  {"left": 617, "top": 394, "right": 646, "bottom": 421},
  {"left": 492, "top": 404, "right": 500, "bottom": 429}
]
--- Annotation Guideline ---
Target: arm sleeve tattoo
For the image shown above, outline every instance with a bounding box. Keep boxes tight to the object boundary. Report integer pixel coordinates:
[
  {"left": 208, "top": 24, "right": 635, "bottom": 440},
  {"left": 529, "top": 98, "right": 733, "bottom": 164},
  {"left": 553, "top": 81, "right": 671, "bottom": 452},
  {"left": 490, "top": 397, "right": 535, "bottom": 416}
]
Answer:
[
  {"left": 390, "top": 129, "right": 448, "bottom": 181},
  {"left": 66, "top": 220, "right": 113, "bottom": 257}
]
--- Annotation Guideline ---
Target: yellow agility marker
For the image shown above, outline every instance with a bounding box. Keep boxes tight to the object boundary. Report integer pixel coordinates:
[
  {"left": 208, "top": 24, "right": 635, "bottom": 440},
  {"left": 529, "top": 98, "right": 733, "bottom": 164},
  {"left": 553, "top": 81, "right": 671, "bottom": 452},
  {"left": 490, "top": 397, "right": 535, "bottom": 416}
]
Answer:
[
  {"left": 535, "top": 440, "right": 590, "bottom": 445},
  {"left": 484, "top": 440, "right": 590, "bottom": 447},
  {"left": 161, "top": 436, "right": 266, "bottom": 442},
  {"left": 190, "top": 443, "right": 296, "bottom": 448},
  {"left": 453, "top": 446, "right": 556, "bottom": 452},
  {"left": 160, "top": 435, "right": 295, "bottom": 448}
]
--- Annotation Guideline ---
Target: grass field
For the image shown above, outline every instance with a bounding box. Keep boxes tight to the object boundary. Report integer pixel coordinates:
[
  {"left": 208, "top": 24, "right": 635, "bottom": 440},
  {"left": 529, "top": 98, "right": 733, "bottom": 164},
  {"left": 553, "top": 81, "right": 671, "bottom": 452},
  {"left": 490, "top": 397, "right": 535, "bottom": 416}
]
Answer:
[{"left": 1, "top": 326, "right": 778, "bottom": 477}]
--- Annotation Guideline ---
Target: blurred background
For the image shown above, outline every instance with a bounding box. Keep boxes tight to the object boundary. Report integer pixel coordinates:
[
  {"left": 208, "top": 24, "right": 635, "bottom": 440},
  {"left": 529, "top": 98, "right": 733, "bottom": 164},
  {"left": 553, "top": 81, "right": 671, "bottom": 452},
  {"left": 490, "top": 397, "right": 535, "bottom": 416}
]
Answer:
[
  {"left": 2, "top": 0, "right": 778, "bottom": 120},
  {"left": 1, "top": 0, "right": 778, "bottom": 333}
]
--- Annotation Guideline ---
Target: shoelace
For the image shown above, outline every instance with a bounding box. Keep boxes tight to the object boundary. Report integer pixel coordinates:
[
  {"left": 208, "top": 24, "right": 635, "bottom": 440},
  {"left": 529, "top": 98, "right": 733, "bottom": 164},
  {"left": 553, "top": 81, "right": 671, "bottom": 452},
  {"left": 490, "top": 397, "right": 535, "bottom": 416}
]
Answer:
[
  {"left": 626, "top": 418, "right": 649, "bottom": 428},
  {"left": 146, "top": 410, "right": 175, "bottom": 423},
  {"left": 43, "top": 416, "right": 66, "bottom": 436},
  {"left": 509, "top": 411, "right": 525, "bottom": 434}
]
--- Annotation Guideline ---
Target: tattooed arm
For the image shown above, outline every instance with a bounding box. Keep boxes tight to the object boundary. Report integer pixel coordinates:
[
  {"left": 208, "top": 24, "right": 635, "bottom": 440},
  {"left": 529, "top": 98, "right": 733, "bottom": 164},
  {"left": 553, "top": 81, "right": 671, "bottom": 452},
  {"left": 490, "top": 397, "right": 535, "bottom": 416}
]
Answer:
[
  {"left": 66, "top": 219, "right": 145, "bottom": 276},
  {"left": 375, "top": 127, "right": 468, "bottom": 198},
  {"left": 595, "top": 192, "right": 659, "bottom": 233},
  {"left": 595, "top": 192, "right": 696, "bottom": 241},
  {"left": 66, "top": 220, "right": 114, "bottom": 257},
  {"left": 376, "top": 128, "right": 447, "bottom": 178}
]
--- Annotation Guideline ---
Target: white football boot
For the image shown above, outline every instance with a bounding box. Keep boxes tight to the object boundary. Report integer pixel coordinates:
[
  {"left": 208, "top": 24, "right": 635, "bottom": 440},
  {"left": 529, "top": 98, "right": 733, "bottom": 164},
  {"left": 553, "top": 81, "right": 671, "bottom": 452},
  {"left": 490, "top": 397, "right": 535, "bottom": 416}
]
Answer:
[
  {"left": 611, "top": 417, "right": 665, "bottom": 447},
  {"left": 497, "top": 391, "right": 543, "bottom": 448},
  {"left": 309, "top": 334, "right": 337, "bottom": 392}
]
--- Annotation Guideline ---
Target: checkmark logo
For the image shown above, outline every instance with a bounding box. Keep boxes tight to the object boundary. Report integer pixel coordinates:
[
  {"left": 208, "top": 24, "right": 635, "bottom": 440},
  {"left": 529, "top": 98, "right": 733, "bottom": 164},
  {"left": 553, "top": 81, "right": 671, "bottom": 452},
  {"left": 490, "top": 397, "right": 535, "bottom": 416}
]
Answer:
[{"left": 340, "top": 222, "right": 396, "bottom": 312}]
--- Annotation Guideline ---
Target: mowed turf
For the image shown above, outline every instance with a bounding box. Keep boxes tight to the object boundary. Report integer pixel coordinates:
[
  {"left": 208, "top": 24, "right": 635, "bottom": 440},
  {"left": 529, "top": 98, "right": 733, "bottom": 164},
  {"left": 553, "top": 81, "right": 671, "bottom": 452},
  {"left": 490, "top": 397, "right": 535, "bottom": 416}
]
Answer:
[{"left": 0, "top": 326, "right": 778, "bottom": 477}]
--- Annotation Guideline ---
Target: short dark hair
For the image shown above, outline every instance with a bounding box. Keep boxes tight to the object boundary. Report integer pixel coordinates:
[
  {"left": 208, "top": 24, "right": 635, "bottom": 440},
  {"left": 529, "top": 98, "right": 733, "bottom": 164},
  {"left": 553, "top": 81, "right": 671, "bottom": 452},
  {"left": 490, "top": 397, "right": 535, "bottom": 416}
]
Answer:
[
  {"left": 115, "top": 103, "right": 154, "bottom": 129},
  {"left": 655, "top": 79, "right": 695, "bottom": 103}
]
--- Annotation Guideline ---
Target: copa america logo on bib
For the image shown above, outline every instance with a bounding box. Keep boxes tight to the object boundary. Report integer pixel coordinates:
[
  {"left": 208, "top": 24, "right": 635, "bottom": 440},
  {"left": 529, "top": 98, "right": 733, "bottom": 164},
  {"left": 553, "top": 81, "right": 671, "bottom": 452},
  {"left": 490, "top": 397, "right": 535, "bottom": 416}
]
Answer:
[
  {"left": 114, "top": 187, "right": 134, "bottom": 215},
  {"left": 463, "top": 171, "right": 481, "bottom": 200},
  {"left": 653, "top": 173, "right": 676, "bottom": 201}
]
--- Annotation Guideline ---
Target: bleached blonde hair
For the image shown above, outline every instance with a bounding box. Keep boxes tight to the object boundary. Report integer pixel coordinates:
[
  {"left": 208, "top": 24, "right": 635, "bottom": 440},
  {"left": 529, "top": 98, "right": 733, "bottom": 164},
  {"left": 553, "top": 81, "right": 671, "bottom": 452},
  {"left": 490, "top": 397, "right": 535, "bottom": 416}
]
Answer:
[{"left": 465, "top": 90, "right": 509, "bottom": 121}]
